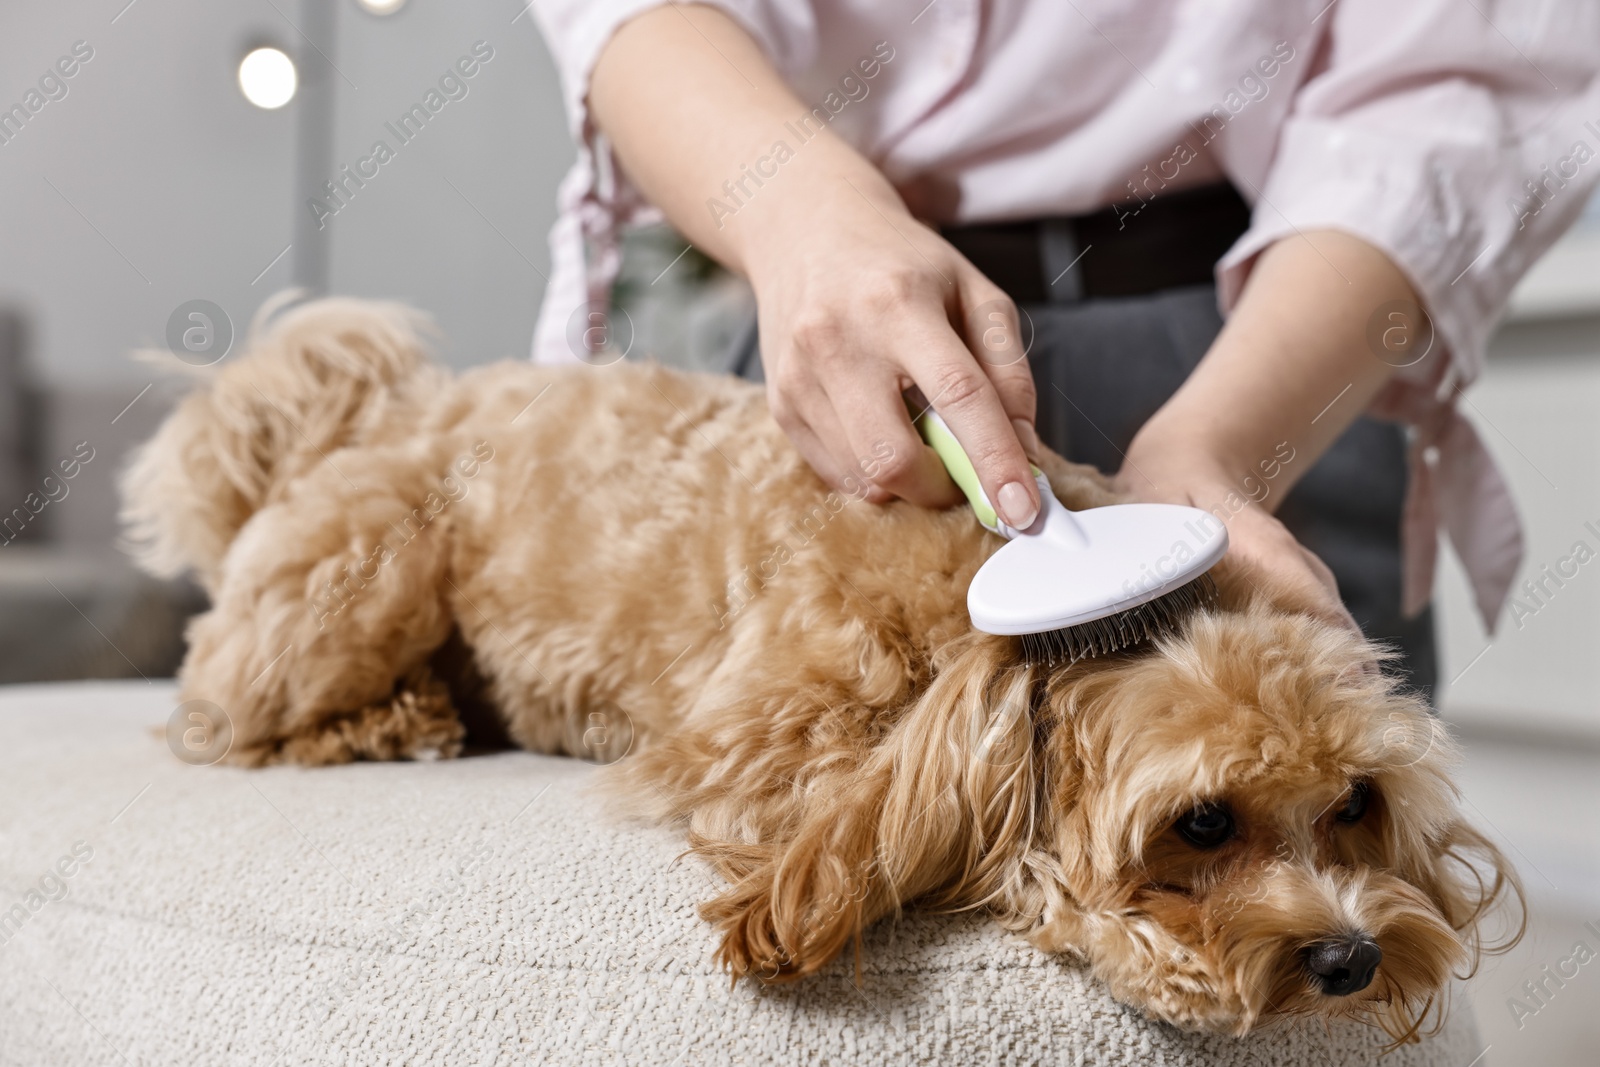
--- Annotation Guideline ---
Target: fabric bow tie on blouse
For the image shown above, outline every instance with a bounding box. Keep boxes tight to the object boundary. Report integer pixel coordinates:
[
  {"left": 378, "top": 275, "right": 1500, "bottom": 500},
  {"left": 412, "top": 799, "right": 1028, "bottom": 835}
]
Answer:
[{"left": 1371, "top": 360, "right": 1523, "bottom": 635}]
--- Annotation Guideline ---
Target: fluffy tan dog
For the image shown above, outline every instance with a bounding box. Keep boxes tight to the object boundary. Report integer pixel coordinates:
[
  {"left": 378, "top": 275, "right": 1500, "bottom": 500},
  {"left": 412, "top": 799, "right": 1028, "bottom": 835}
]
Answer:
[{"left": 122, "top": 297, "right": 1519, "bottom": 1039}]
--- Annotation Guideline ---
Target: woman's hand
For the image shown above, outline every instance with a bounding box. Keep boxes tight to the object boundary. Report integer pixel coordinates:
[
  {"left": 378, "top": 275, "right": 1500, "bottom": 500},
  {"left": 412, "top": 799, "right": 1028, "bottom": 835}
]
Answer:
[
  {"left": 1112, "top": 463, "right": 1358, "bottom": 632},
  {"left": 590, "top": 4, "right": 1040, "bottom": 527},
  {"left": 740, "top": 172, "right": 1040, "bottom": 523}
]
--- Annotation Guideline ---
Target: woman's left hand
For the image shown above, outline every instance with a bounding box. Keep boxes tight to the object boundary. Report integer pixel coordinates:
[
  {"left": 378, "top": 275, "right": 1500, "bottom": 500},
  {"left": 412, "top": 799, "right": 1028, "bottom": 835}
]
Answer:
[
  {"left": 1103, "top": 230, "right": 1424, "bottom": 638},
  {"left": 1111, "top": 464, "right": 1360, "bottom": 635}
]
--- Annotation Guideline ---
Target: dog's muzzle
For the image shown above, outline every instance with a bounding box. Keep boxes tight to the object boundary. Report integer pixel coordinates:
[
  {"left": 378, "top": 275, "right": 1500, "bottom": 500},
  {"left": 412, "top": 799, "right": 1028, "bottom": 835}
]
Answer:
[{"left": 1304, "top": 935, "right": 1382, "bottom": 996}]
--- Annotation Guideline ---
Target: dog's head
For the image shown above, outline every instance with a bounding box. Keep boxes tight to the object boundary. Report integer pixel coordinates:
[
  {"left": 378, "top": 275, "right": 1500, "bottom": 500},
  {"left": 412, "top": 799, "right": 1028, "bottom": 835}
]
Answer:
[
  {"left": 1006, "top": 605, "right": 1523, "bottom": 1037},
  {"left": 706, "top": 560, "right": 1518, "bottom": 1038}
]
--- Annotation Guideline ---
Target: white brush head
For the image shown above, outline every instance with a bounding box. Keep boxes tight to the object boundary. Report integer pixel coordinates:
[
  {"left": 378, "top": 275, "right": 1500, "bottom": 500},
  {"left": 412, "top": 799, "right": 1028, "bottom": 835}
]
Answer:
[{"left": 967, "top": 492, "right": 1228, "bottom": 637}]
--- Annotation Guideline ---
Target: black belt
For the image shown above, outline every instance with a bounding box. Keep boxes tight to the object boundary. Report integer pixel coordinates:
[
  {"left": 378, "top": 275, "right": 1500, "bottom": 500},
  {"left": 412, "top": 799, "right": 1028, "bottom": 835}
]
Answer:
[{"left": 939, "top": 182, "right": 1251, "bottom": 304}]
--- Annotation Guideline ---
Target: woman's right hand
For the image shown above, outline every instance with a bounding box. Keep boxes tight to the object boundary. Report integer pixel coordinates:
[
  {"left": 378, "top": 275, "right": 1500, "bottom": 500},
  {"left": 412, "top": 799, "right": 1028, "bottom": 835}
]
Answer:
[
  {"left": 590, "top": 4, "right": 1041, "bottom": 527},
  {"left": 739, "top": 170, "right": 1041, "bottom": 525}
]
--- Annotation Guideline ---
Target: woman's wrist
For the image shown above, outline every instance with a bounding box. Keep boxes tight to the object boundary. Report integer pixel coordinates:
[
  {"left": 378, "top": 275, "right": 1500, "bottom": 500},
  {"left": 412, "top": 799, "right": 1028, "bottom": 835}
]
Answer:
[
  {"left": 735, "top": 150, "right": 908, "bottom": 286},
  {"left": 1122, "top": 417, "right": 1255, "bottom": 505},
  {"left": 1120, "top": 425, "right": 1311, "bottom": 538}
]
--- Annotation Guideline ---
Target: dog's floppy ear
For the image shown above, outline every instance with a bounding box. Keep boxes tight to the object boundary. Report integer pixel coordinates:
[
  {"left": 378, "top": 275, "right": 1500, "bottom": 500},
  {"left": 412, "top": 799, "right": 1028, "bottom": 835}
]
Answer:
[
  {"left": 1413, "top": 821, "right": 1526, "bottom": 973},
  {"left": 701, "top": 634, "right": 1043, "bottom": 981},
  {"left": 1362, "top": 703, "right": 1526, "bottom": 985}
]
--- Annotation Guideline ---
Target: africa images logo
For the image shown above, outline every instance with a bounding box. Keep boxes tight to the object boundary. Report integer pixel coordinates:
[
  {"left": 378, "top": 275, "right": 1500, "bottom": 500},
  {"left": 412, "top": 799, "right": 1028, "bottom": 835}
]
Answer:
[{"left": 0, "top": 40, "right": 94, "bottom": 148}]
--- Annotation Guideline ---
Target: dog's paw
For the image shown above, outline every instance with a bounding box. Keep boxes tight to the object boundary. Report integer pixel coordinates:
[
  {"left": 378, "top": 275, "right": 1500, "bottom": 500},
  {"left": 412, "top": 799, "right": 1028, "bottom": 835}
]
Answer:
[{"left": 274, "top": 666, "right": 464, "bottom": 765}]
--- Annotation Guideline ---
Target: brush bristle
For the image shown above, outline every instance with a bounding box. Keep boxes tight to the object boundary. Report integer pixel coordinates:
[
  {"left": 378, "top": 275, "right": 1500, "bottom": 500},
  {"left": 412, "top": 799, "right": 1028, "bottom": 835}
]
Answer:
[{"left": 1019, "top": 571, "right": 1219, "bottom": 664}]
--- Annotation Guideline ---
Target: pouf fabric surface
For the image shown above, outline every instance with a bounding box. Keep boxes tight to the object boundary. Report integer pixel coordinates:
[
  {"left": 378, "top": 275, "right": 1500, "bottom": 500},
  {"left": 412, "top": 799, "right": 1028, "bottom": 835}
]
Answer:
[{"left": 0, "top": 682, "right": 1484, "bottom": 1066}]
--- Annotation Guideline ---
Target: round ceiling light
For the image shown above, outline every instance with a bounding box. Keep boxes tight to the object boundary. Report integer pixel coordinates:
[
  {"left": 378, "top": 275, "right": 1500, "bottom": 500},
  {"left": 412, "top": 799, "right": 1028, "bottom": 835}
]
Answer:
[
  {"left": 355, "top": 0, "right": 408, "bottom": 14},
  {"left": 238, "top": 46, "right": 297, "bottom": 110}
]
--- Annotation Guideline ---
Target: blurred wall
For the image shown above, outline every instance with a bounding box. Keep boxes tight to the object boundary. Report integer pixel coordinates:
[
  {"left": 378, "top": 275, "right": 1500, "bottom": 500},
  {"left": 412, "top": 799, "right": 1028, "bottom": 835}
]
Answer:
[
  {"left": 1436, "top": 312, "right": 1600, "bottom": 739},
  {"left": 0, "top": 0, "right": 571, "bottom": 395}
]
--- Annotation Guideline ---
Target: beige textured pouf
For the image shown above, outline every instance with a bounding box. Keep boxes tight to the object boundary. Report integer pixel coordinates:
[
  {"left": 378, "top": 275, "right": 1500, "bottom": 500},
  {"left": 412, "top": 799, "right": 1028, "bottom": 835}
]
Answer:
[{"left": 0, "top": 681, "right": 1484, "bottom": 1066}]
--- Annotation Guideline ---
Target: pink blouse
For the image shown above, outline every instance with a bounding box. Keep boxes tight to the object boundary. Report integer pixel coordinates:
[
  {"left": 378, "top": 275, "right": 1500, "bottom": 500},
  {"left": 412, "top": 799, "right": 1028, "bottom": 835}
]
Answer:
[{"left": 527, "top": 0, "right": 1600, "bottom": 633}]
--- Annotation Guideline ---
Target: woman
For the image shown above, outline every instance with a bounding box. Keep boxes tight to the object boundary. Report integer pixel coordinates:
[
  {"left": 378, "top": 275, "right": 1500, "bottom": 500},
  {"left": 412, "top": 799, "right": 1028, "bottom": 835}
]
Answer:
[{"left": 528, "top": 0, "right": 1599, "bottom": 696}]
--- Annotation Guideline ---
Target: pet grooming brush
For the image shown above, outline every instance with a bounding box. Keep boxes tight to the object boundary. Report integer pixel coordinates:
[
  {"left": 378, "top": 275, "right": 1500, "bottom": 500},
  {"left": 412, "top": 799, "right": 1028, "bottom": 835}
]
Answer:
[{"left": 915, "top": 410, "right": 1226, "bottom": 661}]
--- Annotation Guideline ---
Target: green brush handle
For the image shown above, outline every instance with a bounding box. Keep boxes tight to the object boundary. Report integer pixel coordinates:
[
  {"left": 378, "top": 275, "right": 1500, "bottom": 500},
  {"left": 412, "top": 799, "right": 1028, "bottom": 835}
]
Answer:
[
  {"left": 914, "top": 409, "right": 1045, "bottom": 536},
  {"left": 914, "top": 409, "right": 998, "bottom": 531}
]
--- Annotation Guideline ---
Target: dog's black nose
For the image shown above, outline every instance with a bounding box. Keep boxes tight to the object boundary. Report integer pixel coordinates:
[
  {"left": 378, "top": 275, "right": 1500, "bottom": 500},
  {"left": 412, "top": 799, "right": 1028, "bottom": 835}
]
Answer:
[{"left": 1305, "top": 936, "right": 1382, "bottom": 996}]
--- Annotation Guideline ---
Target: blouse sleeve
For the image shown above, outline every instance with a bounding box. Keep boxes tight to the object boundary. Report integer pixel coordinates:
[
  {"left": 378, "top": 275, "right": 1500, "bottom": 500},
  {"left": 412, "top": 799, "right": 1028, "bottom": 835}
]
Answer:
[
  {"left": 525, "top": 0, "right": 818, "bottom": 364},
  {"left": 529, "top": 0, "right": 818, "bottom": 147},
  {"left": 1217, "top": 0, "right": 1600, "bottom": 387}
]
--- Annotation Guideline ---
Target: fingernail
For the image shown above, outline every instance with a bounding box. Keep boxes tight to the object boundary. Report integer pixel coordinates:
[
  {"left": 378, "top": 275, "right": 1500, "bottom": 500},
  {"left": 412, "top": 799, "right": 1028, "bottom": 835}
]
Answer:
[
  {"left": 1012, "top": 419, "right": 1041, "bottom": 457},
  {"left": 998, "top": 480, "right": 1038, "bottom": 529}
]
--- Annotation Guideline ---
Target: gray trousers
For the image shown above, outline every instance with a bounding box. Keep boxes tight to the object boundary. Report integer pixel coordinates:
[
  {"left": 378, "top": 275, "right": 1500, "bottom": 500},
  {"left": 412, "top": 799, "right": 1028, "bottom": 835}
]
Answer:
[{"left": 731, "top": 283, "right": 1436, "bottom": 700}]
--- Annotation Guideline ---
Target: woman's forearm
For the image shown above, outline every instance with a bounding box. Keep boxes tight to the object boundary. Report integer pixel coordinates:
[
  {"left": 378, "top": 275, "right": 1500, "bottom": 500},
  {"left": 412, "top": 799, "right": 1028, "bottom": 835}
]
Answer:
[
  {"left": 1124, "top": 230, "right": 1414, "bottom": 509},
  {"left": 589, "top": 4, "right": 898, "bottom": 277}
]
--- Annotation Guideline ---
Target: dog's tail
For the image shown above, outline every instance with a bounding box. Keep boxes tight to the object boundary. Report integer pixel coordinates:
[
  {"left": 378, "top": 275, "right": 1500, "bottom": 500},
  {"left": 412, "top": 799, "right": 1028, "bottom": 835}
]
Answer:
[{"left": 120, "top": 294, "right": 435, "bottom": 587}]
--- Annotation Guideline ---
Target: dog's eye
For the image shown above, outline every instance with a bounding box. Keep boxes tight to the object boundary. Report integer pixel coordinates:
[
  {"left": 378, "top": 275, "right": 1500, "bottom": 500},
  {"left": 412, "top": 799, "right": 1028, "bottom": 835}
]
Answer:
[
  {"left": 1335, "top": 782, "right": 1370, "bottom": 823},
  {"left": 1175, "top": 805, "right": 1235, "bottom": 849}
]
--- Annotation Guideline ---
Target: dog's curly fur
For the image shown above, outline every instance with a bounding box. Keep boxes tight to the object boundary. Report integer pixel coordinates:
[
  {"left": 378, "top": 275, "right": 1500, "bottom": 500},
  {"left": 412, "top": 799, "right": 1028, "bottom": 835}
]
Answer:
[{"left": 121, "top": 297, "right": 1522, "bottom": 1038}]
